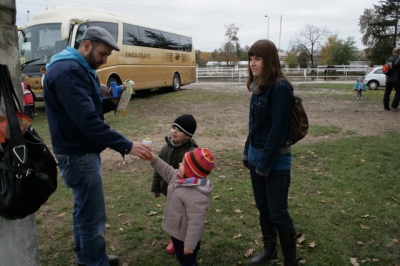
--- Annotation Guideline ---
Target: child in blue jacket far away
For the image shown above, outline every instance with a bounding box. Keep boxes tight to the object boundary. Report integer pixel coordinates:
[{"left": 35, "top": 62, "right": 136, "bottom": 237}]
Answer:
[{"left": 354, "top": 77, "right": 367, "bottom": 100}]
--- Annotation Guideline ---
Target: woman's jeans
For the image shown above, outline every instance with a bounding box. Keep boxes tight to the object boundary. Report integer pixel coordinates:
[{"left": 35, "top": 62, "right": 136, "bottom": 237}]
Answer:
[
  {"left": 249, "top": 164, "right": 295, "bottom": 233},
  {"left": 56, "top": 153, "right": 109, "bottom": 266}
]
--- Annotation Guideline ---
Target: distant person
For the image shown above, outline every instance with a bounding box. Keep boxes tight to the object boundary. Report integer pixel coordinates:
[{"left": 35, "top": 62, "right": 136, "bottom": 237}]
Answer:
[
  {"left": 354, "top": 77, "right": 367, "bottom": 100},
  {"left": 21, "top": 78, "right": 34, "bottom": 119},
  {"left": 243, "top": 39, "right": 301, "bottom": 265},
  {"left": 43, "top": 26, "right": 152, "bottom": 266},
  {"left": 145, "top": 148, "right": 214, "bottom": 266},
  {"left": 366, "top": 64, "right": 374, "bottom": 74},
  {"left": 40, "top": 65, "right": 46, "bottom": 87},
  {"left": 383, "top": 47, "right": 400, "bottom": 110},
  {"left": 151, "top": 114, "right": 198, "bottom": 255}
]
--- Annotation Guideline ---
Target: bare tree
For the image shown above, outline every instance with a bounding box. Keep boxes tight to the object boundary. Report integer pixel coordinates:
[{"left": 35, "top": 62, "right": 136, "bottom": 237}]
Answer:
[
  {"left": 218, "top": 24, "right": 240, "bottom": 66},
  {"left": 290, "top": 24, "right": 330, "bottom": 69}
]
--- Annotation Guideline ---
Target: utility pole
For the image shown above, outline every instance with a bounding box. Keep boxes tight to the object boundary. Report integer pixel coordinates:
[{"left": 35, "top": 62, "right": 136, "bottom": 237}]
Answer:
[
  {"left": 0, "top": 0, "right": 40, "bottom": 264},
  {"left": 265, "top": 15, "right": 269, "bottom": 40},
  {"left": 279, "top": 15, "right": 282, "bottom": 51}
]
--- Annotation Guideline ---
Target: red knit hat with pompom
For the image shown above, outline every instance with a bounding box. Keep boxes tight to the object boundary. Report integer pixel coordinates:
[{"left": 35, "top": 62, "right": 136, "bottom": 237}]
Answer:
[{"left": 183, "top": 148, "right": 214, "bottom": 178}]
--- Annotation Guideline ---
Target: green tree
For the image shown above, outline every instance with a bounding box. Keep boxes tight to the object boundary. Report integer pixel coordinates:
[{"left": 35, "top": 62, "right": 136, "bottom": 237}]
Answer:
[
  {"left": 284, "top": 49, "right": 299, "bottom": 68},
  {"left": 237, "top": 45, "right": 249, "bottom": 61},
  {"left": 359, "top": 0, "right": 400, "bottom": 63},
  {"left": 319, "top": 35, "right": 357, "bottom": 65},
  {"left": 290, "top": 24, "right": 330, "bottom": 68},
  {"left": 195, "top": 50, "right": 212, "bottom": 67}
]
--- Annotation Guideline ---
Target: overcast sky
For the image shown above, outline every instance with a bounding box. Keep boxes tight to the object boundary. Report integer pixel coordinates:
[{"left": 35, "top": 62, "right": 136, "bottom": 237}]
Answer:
[{"left": 16, "top": 0, "right": 378, "bottom": 52}]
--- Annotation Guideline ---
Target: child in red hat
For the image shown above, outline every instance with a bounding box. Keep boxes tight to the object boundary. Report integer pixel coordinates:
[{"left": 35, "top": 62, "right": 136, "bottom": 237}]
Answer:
[{"left": 145, "top": 148, "right": 214, "bottom": 266}]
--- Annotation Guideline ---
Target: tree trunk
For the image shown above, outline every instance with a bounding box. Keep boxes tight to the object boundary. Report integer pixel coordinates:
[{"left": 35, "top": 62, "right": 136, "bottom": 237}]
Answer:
[{"left": 0, "top": 1, "right": 40, "bottom": 265}]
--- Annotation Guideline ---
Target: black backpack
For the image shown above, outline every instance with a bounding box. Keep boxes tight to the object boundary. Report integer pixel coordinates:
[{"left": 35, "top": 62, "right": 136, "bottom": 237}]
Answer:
[{"left": 292, "top": 96, "right": 309, "bottom": 144}]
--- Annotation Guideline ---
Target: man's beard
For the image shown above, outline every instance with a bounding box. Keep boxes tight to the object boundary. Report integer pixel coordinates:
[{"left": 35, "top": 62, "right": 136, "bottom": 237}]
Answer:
[{"left": 86, "top": 48, "right": 100, "bottom": 70}]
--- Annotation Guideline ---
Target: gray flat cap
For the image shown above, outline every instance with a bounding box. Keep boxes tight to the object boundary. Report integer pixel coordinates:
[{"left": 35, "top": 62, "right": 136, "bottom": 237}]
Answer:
[{"left": 82, "top": 26, "right": 120, "bottom": 51}]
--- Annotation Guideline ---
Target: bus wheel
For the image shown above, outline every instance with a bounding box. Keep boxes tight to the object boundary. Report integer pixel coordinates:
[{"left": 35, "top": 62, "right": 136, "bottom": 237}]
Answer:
[{"left": 170, "top": 73, "right": 181, "bottom": 92}]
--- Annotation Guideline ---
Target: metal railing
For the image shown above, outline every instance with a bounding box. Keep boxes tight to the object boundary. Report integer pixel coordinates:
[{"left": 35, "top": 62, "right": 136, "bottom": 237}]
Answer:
[{"left": 196, "top": 66, "right": 370, "bottom": 83}]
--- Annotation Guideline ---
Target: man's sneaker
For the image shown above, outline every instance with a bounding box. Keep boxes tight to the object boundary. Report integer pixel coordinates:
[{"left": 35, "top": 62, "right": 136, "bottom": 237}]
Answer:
[
  {"left": 166, "top": 241, "right": 175, "bottom": 254},
  {"left": 76, "top": 255, "right": 119, "bottom": 266},
  {"left": 385, "top": 108, "right": 391, "bottom": 110}
]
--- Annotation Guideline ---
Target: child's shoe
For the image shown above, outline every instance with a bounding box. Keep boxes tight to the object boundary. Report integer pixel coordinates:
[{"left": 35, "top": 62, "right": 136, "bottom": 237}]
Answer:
[{"left": 166, "top": 241, "right": 175, "bottom": 254}]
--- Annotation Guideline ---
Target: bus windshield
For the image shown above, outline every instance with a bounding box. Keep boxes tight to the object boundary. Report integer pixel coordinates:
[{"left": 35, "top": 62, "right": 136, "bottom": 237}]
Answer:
[{"left": 19, "top": 23, "right": 66, "bottom": 65}]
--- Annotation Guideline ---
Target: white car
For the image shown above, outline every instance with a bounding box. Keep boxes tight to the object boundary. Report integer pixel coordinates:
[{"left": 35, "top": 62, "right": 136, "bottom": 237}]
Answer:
[{"left": 364, "top": 66, "right": 386, "bottom": 90}]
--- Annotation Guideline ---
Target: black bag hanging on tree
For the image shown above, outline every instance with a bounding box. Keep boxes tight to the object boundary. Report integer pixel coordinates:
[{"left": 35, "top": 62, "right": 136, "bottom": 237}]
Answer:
[{"left": 0, "top": 64, "right": 57, "bottom": 220}]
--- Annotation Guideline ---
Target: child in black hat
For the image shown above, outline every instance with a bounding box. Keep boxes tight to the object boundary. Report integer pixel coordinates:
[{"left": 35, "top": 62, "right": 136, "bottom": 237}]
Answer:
[{"left": 151, "top": 114, "right": 198, "bottom": 255}]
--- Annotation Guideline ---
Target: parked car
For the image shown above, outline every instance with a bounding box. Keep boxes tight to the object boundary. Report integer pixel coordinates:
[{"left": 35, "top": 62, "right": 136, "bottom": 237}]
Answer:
[{"left": 364, "top": 66, "right": 386, "bottom": 90}]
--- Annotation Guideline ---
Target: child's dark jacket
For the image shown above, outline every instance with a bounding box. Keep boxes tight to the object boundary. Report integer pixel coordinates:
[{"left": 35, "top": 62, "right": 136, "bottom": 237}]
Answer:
[{"left": 151, "top": 135, "right": 198, "bottom": 196}]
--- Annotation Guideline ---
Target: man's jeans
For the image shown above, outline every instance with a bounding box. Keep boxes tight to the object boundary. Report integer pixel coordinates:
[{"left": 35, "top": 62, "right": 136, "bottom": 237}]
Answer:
[
  {"left": 56, "top": 153, "right": 109, "bottom": 266},
  {"left": 249, "top": 164, "right": 295, "bottom": 233}
]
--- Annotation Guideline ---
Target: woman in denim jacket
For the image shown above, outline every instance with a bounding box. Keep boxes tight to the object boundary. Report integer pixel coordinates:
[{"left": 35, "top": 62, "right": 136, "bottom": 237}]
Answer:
[{"left": 243, "top": 40, "right": 300, "bottom": 266}]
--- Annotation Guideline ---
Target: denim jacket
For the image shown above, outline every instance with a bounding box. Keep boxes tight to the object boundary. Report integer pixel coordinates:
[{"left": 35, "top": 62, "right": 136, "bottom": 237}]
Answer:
[{"left": 244, "top": 79, "right": 294, "bottom": 175}]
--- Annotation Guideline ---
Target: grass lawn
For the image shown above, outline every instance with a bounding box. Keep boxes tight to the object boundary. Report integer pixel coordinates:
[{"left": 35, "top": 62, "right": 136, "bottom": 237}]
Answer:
[{"left": 32, "top": 83, "right": 399, "bottom": 266}]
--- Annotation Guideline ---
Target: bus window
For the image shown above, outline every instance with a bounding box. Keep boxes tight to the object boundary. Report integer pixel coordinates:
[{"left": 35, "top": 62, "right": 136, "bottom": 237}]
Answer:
[
  {"left": 139, "top": 27, "right": 161, "bottom": 48},
  {"left": 74, "top": 22, "right": 118, "bottom": 49},
  {"left": 179, "top": 36, "right": 192, "bottom": 52},
  {"left": 159, "top": 31, "right": 180, "bottom": 50},
  {"left": 123, "top": 23, "right": 141, "bottom": 46}
]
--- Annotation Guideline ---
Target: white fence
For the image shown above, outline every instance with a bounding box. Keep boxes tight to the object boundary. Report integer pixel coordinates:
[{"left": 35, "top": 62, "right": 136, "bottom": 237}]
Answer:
[{"left": 196, "top": 65, "right": 371, "bottom": 83}]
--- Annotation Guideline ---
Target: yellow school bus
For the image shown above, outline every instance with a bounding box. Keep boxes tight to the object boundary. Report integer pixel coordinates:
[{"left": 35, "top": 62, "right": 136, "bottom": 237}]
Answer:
[{"left": 18, "top": 6, "right": 196, "bottom": 100}]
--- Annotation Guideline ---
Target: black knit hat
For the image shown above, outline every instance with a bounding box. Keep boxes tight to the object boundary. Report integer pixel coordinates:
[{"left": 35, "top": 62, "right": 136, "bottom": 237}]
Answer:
[{"left": 172, "top": 114, "right": 197, "bottom": 137}]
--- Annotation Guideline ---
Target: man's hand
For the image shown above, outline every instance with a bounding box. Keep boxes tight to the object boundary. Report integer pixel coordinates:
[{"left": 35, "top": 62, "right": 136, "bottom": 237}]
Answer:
[{"left": 129, "top": 142, "right": 152, "bottom": 160}]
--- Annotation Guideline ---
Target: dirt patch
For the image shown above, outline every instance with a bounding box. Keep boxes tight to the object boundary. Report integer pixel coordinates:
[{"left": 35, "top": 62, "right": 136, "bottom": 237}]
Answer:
[{"left": 100, "top": 82, "right": 399, "bottom": 165}]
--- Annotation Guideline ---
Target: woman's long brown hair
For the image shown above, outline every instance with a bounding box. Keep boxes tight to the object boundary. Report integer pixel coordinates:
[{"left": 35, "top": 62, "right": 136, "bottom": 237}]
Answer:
[{"left": 246, "top": 39, "right": 292, "bottom": 91}]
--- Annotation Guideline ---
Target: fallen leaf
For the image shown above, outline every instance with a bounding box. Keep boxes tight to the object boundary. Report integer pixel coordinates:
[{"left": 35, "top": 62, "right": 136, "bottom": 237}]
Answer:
[
  {"left": 148, "top": 211, "right": 158, "bottom": 216},
  {"left": 232, "top": 234, "right": 241, "bottom": 239},
  {"left": 229, "top": 187, "right": 235, "bottom": 191},
  {"left": 360, "top": 224, "right": 370, "bottom": 230},
  {"left": 319, "top": 200, "right": 326, "bottom": 203},
  {"left": 297, "top": 235, "right": 306, "bottom": 244},
  {"left": 244, "top": 248, "right": 255, "bottom": 257},
  {"left": 360, "top": 159, "right": 365, "bottom": 163},
  {"left": 212, "top": 195, "right": 220, "bottom": 200},
  {"left": 254, "top": 240, "right": 260, "bottom": 246},
  {"left": 309, "top": 241, "right": 317, "bottom": 248},
  {"left": 361, "top": 214, "right": 370, "bottom": 218},
  {"left": 215, "top": 209, "right": 223, "bottom": 213},
  {"left": 110, "top": 246, "right": 116, "bottom": 251},
  {"left": 350, "top": 257, "right": 359, "bottom": 266},
  {"left": 357, "top": 241, "right": 364, "bottom": 246},
  {"left": 57, "top": 212, "right": 66, "bottom": 217},
  {"left": 234, "top": 209, "right": 243, "bottom": 213},
  {"left": 218, "top": 175, "right": 225, "bottom": 178},
  {"left": 341, "top": 210, "right": 346, "bottom": 213},
  {"left": 156, "top": 204, "right": 162, "bottom": 208},
  {"left": 105, "top": 223, "right": 111, "bottom": 229},
  {"left": 392, "top": 238, "right": 398, "bottom": 244}
]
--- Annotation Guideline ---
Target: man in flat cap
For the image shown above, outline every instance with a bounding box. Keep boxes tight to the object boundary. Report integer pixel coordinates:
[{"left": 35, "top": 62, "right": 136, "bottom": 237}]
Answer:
[{"left": 43, "top": 26, "right": 151, "bottom": 266}]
